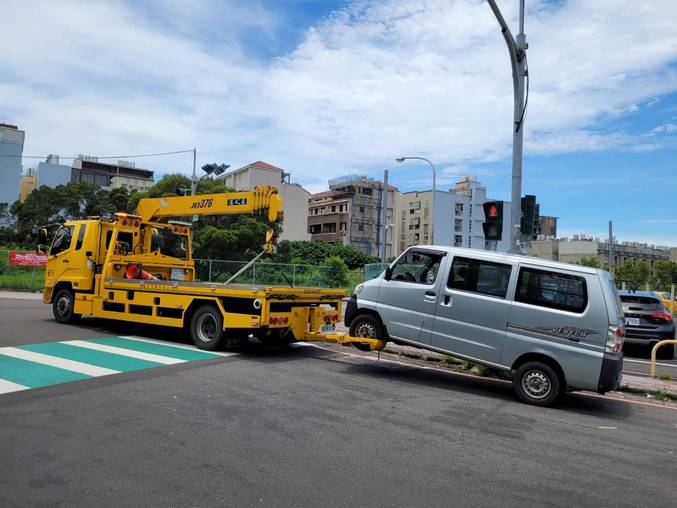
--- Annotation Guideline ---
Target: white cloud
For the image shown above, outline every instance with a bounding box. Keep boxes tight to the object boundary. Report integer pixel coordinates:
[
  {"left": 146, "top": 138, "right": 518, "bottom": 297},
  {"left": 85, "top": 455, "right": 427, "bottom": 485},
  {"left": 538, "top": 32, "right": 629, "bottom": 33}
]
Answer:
[{"left": 1, "top": 0, "right": 677, "bottom": 192}]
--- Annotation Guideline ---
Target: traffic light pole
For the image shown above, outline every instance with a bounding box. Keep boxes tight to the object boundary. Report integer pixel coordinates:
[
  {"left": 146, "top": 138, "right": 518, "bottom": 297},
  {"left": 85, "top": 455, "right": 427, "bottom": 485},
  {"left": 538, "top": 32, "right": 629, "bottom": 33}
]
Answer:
[{"left": 487, "top": 0, "right": 528, "bottom": 253}]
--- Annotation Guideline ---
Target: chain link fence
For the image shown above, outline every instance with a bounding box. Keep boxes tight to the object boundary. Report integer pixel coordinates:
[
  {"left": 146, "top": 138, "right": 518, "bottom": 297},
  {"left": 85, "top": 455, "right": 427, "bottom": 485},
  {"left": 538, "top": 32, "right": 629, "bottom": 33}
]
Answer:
[
  {"left": 363, "top": 262, "right": 388, "bottom": 281},
  {"left": 195, "top": 259, "right": 364, "bottom": 291}
]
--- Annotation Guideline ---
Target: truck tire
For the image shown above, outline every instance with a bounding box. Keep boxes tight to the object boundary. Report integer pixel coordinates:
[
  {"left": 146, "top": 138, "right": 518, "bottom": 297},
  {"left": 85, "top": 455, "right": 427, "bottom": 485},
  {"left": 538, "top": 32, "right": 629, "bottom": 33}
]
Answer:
[
  {"left": 53, "top": 288, "right": 81, "bottom": 324},
  {"left": 190, "top": 305, "right": 224, "bottom": 351},
  {"left": 349, "top": 314, "right": 383, "bottom": 352},
  {"left": 513, "top": 361, "right": 562, "bottom": 407}
]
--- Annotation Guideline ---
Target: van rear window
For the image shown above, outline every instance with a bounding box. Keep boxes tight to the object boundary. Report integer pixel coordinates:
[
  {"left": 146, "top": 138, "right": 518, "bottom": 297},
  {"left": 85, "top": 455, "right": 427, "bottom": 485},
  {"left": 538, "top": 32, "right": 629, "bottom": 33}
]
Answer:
[
  {"left": 516, "top": 268, "right": 587, "bottom": 313},
  {"left": 448, "top": 257, "right": 512, "bottom": 298}
]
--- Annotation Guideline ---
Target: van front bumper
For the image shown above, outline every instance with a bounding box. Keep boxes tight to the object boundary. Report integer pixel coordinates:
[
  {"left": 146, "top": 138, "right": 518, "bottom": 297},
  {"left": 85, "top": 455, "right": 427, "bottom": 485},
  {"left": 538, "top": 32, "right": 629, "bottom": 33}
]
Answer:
[
  {"left": 344, "top": 296, "right": 358, "bottom": 327},
  {"left": 597, "top": 352, "right": 623, "bottom": 393}
]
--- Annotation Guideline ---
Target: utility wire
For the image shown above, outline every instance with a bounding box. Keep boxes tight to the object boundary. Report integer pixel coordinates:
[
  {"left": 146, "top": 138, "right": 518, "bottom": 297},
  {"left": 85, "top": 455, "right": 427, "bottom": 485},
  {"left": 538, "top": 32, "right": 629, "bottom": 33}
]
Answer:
[{"left": 0, "top": 148, "right": 195, "bottom": 160}]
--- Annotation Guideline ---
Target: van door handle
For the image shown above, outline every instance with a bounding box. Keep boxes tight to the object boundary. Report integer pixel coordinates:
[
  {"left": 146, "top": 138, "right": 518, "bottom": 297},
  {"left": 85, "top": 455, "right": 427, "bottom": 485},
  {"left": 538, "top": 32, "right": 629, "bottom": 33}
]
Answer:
[
  {"left": 425, "top": 291, "right": 436, "bottom": 297},
  {"left": 442, "top": 295, "right": 452, "bottom": 307},
  {"left": 424, "top": 290, "right": 436, "bottom": 303}
]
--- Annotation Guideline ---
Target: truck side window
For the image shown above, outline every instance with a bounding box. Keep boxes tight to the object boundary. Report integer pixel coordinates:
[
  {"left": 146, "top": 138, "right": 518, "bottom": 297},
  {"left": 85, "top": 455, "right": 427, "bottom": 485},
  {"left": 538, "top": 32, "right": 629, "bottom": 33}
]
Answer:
[
  {"left": 390, "top": 251, "right": 443, "bottom": 285},
  {"left": 448, "top": 257, "right": 512, "bottom": 298},
  {"left": 515, "top": 268, "right": 587, "bottom": 313},
  {"left": 75, "top": 224, "right": 87, "bottom": 251},
  {"left": 49, "top": 226, "right": 75, "bottom": 256}
]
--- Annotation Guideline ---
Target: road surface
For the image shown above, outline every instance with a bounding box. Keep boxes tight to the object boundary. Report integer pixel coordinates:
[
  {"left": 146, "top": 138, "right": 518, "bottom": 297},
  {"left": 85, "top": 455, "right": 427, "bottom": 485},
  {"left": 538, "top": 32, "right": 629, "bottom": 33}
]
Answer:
[{"left": 0, "top": 295, "right": 675, "bottom": 507}]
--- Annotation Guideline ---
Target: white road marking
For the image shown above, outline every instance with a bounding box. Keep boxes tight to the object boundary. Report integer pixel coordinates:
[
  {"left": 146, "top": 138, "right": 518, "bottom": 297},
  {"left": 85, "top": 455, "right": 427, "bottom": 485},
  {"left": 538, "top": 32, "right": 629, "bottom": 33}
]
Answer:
[
  {"left": 0, "top": 379, "right": 29, "bottom": 394},
  {"left": 598, "top": 426, "right": 617, "bottom": 430},
  {"left": 118, "top": 336, "right": 238, "bottom": 357},
  {"left": 64, "top": 340, "right": 185, "bottom": 365},
  {"left": 624, "top": 358, "right": 676, "bottom": 368},
  {"left": 0, "top": 347, "right": 119, "bottom": 377}
]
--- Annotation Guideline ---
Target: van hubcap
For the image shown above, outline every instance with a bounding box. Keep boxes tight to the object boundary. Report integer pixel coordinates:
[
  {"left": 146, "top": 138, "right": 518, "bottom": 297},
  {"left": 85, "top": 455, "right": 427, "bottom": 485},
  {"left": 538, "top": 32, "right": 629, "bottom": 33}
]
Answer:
[
  {"left": 354, "top": 322, "right": 376, "bottom": 338},
  {"left": 522, "top": 371, "right": 551, "bottom": 399},
  {"left": 196, "top": 314, "right": 218, "bottom": 343}
]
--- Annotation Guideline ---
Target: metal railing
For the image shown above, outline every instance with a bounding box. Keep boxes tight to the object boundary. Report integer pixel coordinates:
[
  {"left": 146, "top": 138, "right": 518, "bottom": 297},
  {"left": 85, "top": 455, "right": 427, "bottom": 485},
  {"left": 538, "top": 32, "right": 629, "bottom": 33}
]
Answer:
[{"left": 650, "top": 340, "right": 677, "bottom": 379}]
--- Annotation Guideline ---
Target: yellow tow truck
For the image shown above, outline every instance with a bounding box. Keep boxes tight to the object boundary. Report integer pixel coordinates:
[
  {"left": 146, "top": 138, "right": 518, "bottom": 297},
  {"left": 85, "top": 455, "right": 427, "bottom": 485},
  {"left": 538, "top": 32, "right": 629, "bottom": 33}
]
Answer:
[{"left": 39, "top": 186, "right": 385, "bottom": 351}]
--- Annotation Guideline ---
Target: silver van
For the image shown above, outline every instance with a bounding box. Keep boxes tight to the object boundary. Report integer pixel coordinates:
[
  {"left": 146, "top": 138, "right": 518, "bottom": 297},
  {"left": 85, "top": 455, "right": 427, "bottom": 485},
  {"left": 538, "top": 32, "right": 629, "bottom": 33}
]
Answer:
[{"left": 345, "top": 246, "right": 625, "bottom": 406}]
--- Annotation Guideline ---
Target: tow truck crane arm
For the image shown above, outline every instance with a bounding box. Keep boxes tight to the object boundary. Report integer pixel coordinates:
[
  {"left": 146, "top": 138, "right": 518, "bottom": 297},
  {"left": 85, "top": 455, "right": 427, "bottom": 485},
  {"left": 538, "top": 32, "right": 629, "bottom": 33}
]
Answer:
[{"left": 135, "top": 185, "right": 283, "bottom": 224}]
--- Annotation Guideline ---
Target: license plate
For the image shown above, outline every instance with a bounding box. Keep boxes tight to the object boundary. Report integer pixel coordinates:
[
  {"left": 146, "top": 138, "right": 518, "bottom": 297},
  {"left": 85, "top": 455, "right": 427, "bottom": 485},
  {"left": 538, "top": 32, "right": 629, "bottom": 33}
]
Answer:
[
  {"left": 625, "top": 318, "right": 640, "bottom": 326},
  {"left": 320, "top": 324, "right": 335, "bottom": 333}
]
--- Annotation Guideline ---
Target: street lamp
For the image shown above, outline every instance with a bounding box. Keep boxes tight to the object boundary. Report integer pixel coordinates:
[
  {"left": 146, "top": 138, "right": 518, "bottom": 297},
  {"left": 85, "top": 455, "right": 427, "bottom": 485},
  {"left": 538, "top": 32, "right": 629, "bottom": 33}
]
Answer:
[{"left": 396, "top": 156, "right": 437, "bottom": 245}]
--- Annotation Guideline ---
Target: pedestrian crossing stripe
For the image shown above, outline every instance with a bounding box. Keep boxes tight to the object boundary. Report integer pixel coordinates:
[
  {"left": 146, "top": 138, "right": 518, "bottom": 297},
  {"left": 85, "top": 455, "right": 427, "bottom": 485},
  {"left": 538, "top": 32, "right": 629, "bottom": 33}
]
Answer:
[{"left": 0, "top": 336, "right": 234, "bottom": 395}]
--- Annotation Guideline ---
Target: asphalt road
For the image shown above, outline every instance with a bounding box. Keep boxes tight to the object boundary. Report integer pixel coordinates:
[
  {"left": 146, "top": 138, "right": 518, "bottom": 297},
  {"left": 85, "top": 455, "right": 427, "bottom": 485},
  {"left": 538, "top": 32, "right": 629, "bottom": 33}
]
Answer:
[{"left": 1, "top": 296, "right": 676, "bottom": 507}]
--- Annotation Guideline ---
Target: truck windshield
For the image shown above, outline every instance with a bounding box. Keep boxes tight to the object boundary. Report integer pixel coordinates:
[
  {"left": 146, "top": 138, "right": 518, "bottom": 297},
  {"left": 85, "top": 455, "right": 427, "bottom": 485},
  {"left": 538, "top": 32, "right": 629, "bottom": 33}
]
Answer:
[{"left": 49, "top": 226, "right": 74, "bottom": 256}]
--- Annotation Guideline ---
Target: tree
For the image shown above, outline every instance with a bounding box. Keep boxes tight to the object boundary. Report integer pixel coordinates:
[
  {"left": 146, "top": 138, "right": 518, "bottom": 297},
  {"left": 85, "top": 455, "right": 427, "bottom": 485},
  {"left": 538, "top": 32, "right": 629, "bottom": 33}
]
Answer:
[
  {"left": 614, "top": 260, "right": 651, "bottom": 288},
  {"left": 579, "top": 257, "right": 601, "bottom": 268},
  {"left": 653, "top": 260, "right": 677, "bottom": 290},
  {"left": 321, "top": 256, "right": 350, "bottom": 288}
]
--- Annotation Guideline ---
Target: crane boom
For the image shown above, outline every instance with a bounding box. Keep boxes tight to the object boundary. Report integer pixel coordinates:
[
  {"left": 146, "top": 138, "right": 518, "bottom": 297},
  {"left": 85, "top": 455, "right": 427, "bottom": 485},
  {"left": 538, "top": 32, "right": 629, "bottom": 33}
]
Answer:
[{"left": 135, "top": 185, "right": 283, "bottom": 224}]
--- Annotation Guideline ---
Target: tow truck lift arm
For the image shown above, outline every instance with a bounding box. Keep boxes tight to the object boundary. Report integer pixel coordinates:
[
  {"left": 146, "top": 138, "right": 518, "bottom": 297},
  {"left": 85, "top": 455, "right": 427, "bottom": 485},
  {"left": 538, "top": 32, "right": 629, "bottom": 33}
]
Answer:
[{"left": 135, "top": 185, "right": 283, "bottom": 224}]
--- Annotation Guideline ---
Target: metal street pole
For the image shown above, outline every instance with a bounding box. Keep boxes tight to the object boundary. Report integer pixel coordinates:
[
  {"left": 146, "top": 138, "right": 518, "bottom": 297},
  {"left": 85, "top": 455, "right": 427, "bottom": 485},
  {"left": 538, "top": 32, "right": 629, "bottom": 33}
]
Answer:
[
  {"left": 486, "top": 0, "right": 528, "bottom": 253},
  {"left": 396, "top": 157, "right": 436, "bottom": 245},
  {"left": 382, "top": 169, "right": 389, "bottom": 263},
  {"left": 190, "top": 147, "right": 197, "bottom": 196},
  {"left": 608, "top": 220, "right": 613, "bottom": 271}
]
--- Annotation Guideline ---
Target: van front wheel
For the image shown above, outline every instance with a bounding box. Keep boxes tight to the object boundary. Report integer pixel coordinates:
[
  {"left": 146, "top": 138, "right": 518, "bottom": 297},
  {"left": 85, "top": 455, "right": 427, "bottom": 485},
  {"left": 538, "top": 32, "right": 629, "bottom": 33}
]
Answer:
[
  {"left": 513, "top": 361, "right": 562, "bottom": 407},
  {"left": 349, "top": 314, "right": 383, "bottom": 352}
]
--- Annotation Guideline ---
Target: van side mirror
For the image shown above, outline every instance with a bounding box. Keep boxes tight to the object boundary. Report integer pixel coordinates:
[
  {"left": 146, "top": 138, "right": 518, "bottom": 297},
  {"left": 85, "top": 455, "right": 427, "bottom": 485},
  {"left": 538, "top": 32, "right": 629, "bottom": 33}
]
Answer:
[{"left": 384, "top": 266, "right": 392, "bottom": 280}]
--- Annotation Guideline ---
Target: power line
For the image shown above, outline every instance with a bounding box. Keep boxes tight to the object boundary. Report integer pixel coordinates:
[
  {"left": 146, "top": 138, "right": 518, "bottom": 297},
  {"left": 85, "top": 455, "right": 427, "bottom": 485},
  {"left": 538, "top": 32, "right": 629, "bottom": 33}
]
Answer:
[{"left": 0, "top": 149, "right": 195, "bottom": 160}]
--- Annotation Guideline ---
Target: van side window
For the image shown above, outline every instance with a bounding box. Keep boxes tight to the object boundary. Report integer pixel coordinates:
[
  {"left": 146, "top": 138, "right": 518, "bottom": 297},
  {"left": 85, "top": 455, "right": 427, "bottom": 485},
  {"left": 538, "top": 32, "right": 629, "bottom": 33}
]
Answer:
[
  {"left": 448, "top": 257, "right": 512, "bottom": 298},
  {"left": 75, "top": 224, "right": 87, "bottom": 251},
  {"left": 516, "top": 268, "right": 587, "bottom": 313},
  {"left": 390, "top": 251, "right": 443, "bottom": 285}
]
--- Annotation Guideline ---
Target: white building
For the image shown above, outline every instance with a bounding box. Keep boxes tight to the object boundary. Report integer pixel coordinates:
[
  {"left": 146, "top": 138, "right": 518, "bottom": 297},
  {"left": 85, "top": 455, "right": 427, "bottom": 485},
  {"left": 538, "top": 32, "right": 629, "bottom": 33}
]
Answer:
[
  {"left": 217, "top": 161, "right": 310, "bottom": 242},
  {"left": 399, "top": 176, "right": 512, "bottom": 253}
]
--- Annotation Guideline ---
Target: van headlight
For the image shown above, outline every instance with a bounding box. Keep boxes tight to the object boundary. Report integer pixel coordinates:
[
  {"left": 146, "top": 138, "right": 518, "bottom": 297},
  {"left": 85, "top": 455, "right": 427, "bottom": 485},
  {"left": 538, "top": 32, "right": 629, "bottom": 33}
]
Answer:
[{"left": 353, "top": 283, "right": 364, "bottom": 296}]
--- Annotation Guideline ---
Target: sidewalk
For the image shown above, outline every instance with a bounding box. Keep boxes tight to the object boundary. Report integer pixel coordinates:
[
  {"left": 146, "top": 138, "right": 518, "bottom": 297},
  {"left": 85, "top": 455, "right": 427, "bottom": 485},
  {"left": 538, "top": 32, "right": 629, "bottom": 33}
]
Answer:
[
  {"left": 0, "top": 290, "right": 42, "bottom": 300},
  {"left": 620, "top": 374, "right": 677, "bottom": 398}
]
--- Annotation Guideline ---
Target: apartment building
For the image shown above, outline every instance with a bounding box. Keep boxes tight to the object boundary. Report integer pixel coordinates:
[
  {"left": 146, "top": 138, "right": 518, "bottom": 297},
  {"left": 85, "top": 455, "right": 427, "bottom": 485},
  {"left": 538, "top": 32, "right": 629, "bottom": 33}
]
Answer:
[
  {"left": 307, "top": 175, "right": 400, "bottom": 258},
  {"left": 217, "top": 160, "right": 310, "bottom": 242},
  {"left": 399, "top": 176, "right": 511, "bottom": 252},
  {"left": 530, "top": 236, "right": 670, "bottom": 272}
]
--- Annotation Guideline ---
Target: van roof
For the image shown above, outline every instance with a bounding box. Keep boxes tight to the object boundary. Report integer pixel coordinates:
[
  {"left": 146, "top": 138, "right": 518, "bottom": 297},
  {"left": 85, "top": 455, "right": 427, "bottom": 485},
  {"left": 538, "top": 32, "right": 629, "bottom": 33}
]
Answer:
[{"left": 411, "top": 245, "right": 602, "bottom": 276}]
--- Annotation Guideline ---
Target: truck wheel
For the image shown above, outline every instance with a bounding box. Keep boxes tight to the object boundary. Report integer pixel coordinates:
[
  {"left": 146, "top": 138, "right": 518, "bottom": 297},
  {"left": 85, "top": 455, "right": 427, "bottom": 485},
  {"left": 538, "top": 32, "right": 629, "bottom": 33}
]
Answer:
[
  {"left": 190, "top": 305, "right": 224, "bottom": 351},
  {"left": 513, "top": 361, "right": 562, "bottom": 407},
  {"left": 53, "top": 288, "right": 81, "bottom": 324},
  {"left": 349, "top": 314, "right": 383, "bottom": 352}
]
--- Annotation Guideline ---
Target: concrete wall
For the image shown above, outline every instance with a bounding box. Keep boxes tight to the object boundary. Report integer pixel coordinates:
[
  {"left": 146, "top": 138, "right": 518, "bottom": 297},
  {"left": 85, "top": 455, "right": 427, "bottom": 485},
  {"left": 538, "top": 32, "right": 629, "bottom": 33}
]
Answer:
[{"left": 37, "top": 161, "right": 72, "bottom": 188}]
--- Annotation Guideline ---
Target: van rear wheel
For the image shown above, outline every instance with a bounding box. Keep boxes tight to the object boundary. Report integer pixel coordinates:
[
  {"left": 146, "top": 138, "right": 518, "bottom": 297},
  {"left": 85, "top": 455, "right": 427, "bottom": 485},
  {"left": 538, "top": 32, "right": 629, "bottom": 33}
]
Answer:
[
  {"left": 190, "top": 305, "right": 224, "bottom": 351},
  {"left": 513, "top": 361, "right": 562, "bottom": 407},
  {"left": 349, "top": 314, "right": 383, "bottom": 352}
]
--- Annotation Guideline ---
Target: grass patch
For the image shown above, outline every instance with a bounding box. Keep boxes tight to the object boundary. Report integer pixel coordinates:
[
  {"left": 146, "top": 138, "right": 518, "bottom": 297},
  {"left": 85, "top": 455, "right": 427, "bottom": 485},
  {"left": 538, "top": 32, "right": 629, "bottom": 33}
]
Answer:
[
  {"left": 648, "top": 391, "right": 670, "bottom": 402},
  {"left": 661, "top": 372, "right": 672, "bottom": 382}
]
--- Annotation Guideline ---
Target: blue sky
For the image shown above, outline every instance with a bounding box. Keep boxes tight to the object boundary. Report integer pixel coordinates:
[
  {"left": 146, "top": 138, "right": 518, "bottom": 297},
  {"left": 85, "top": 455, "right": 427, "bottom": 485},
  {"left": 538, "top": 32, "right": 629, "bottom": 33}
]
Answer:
[{"left": 1, "top": 0, "right": 677, "bottom": 245}]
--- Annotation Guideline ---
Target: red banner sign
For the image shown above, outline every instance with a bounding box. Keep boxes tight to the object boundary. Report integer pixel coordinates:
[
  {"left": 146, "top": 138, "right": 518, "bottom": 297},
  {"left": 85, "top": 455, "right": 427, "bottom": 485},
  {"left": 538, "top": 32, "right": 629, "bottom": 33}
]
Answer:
[{"left": 8, "top": 251, "right": 48, "bottom": 267}]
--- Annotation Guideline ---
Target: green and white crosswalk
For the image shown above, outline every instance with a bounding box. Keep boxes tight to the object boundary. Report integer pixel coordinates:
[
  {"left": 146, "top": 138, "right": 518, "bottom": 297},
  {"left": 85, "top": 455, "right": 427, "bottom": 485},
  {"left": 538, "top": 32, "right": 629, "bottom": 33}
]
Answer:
[{"left": 0, "top": 336, "right": 236, "bottom": 395}]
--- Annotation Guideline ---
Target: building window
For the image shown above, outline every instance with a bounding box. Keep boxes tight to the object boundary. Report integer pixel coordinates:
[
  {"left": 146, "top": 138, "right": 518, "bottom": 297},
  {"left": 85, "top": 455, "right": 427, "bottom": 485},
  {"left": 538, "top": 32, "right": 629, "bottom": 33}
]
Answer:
[
  {"left": 309, "top": 224, "right": 321, "bottom": 234},
  {"left": 331, "top": 206, "right": 336, "bottom": 213},
  {"left": 358, "top": 224, "right": 364, "bottom": 231},
  {"left": 455, "top": 203, "right": 464, "bottom": 215},
  {"left": 455, "top": 219, "right": 463, "bottom": 232},
  {"left": 454, "top": 235, "right": 463, "bottom": 246},
  {"left": 359, "top": 206, "right": 365, "bottom": 213},
  {"left": 323, "top": 223, "right": 337, "bottom": 233},
  {"left": 515, "top": 268, "right": 588, "bottom": 313}
]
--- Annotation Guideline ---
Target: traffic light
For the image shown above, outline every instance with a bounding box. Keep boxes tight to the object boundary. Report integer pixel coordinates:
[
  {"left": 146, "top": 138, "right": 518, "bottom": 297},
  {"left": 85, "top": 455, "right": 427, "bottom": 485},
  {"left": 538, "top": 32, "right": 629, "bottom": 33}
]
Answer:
[
  {"left": 482, "top": 201, "right": 503, "bottom": 240},
  {"left": 521, "top": 195, "right": 536, "bottom": 235}
]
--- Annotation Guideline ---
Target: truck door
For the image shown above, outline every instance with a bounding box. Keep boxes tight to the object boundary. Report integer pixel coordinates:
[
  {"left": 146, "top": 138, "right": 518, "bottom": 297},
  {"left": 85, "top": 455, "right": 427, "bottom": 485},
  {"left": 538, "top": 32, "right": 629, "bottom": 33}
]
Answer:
[
  {"left": 430, "top": 255, "right": 514, "bottom": 365},
  {"left": 376, "top": 249, "right": 447, "bottom": 345},
  {"left": 45, "top": 223, "right": 93, "bottom": 292}
]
